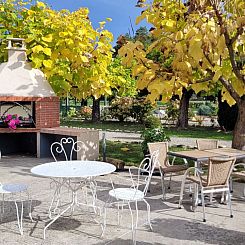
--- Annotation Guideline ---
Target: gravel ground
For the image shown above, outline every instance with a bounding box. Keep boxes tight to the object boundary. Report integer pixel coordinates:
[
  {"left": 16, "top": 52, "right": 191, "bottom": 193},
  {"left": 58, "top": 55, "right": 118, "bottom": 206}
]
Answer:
[{"left": 99, "top": 131, "right": 232, "bottom": 148}]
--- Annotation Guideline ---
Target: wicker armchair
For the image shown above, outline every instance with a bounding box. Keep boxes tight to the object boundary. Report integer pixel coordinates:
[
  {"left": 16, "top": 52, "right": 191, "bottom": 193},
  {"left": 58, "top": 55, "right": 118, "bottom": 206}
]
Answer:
[
  {"left": 179, "top": 157, "right": 236, "bottom": 222},
  {"left": 231, "top": 163, "right": 245, "bottom": 197},
  {"left": 148, "top": 142, "right": 188, "bottom": 199},
  {"left": 196, "top": 139, "right": 219, "bottom": 167},
  {"left": 196, "top": 139, "right": 218, "bottom": 150}
]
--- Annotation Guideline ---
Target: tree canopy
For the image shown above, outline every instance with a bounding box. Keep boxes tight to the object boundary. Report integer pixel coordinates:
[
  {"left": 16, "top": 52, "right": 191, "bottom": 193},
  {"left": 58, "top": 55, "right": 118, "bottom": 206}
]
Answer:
[
  {"left": 0, "top": 0, "right": 133, "bottom": 99},
  {"left": 119, "top": 0, "right": 245, "bottom": 148},
  {"left": 119, "top": 0, "right": 244, "bottom": 105}
]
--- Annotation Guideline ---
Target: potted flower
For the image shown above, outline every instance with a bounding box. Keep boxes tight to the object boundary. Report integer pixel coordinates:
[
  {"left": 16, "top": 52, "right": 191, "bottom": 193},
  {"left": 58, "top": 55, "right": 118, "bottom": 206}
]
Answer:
[{"left": 2, "top": 114, "right": 20, "bottom": 129}]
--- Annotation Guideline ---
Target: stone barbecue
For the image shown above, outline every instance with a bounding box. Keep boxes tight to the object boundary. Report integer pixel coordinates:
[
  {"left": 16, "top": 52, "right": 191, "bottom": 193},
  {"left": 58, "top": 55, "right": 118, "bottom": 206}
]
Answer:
[
  {"left": 0, "top": 38, "right": 99, "bottom": 160},
  {"left": 0, "top": 38, "right": 60, "bottom": 130}
]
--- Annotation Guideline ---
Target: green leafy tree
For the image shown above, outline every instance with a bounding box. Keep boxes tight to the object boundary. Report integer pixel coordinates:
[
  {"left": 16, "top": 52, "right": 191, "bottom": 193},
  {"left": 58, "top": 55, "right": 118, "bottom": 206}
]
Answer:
[
  {"left": 119, "top": 0, "right": 245, "bottom": 149},
  {"left": 0, "top": 0, "right": 138, "bottom": 123},
  {"left": 0, "top": 0, "right": 132, "bottom": 101}
]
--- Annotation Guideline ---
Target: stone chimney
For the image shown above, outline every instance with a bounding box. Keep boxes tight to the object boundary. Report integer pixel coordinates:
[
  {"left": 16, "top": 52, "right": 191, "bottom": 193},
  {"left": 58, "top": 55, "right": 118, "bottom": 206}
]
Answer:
[{"left": 6, "top": 38, "right": 27, "bottom": 63}]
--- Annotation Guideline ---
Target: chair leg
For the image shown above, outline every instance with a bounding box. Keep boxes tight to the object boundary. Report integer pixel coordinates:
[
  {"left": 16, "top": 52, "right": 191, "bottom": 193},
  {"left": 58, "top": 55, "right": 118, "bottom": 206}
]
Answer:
[
  {"left": 128, "top": 202, "right": 136, "bottom": 245},
  {"left": 220, "top": 191, "right": 228, "bottom": 204},
  {"left": 0, "top": 194, "right": 4, "bottom": 222},
  {"left": 168, "top": 157, "right": 176, "bottom": 190},
  {"left": 143, "top": 199, "right": 153, "bottom": 231},
  {"left": 201, "top": 190, "right": 206, "bottom": 222},
  {"left": 160, "top": 173, "right": 166, "bottom": 200},
  {"left": 26, "top": 190, "right": 33, "bottom": 222},
  {"left": 193, "top": 184, "right": 199, "bottom": 210},
  {"left": 135, "top": 201, "right": 138, "bottom": 231},
  {"left": 178, "top": 177, "right": 186, "bottom": 209},
  {"left": 101, "top": 196, "right": 111, "bottom": 237},
  {"left": 117, "top": 202, "right": 121, "bottom": 225},
  {"left": 227, "top": 190, "right": 233, "bottom": 218},
  {"left": 14, "top": 200, "right": 24, "bottom": 235},
  {"left": 168, "top": 173, "right": 172, "bottom": 190},
  {"left": 229, "top": 176, "right": 233, "bottom": 193}
]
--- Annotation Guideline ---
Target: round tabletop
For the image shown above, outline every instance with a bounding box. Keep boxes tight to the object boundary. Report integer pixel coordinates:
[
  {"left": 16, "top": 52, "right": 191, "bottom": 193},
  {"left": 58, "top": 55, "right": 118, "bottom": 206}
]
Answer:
[{"left": 31, "top": 160, "right": 116, "bottom": 178}]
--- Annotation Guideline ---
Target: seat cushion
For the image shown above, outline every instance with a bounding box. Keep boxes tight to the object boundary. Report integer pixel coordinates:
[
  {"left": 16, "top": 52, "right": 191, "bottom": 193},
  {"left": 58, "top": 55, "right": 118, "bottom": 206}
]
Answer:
[
  {"left": 0, "top": 183, "right": 28, "bottom": 194},
  {"left": 161, "top": 165, "right": 188, "bottom": 174},
  {"left": 109, "top": 188, "right": 144, "bottom": 201}
]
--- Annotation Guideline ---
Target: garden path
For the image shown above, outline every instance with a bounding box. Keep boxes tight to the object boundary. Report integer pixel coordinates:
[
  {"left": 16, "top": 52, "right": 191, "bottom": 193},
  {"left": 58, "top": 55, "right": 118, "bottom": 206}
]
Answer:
[{"left": 100, "top": 131, "right": 232, "bottom": 148}]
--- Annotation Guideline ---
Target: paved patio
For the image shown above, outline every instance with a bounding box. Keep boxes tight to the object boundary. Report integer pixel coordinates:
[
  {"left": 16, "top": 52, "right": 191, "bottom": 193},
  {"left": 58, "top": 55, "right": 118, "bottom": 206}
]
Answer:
[{"left": 0, "top": 155, "right": 244, "bottom": 244}]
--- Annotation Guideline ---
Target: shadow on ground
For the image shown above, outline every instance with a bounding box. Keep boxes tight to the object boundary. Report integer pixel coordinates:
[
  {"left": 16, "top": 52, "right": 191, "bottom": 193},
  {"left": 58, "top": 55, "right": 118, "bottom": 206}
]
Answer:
[{"left": 151, "top": 217, "right": 245, "bottom": 245}]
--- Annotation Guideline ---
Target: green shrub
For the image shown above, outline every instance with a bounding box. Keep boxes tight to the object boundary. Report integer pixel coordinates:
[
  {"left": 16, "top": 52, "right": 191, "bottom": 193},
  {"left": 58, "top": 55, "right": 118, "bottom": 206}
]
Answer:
[
  {"left": 67, "top": 107, "right": 78, "bottom": 118},
  {"left": 165, "top": 101, "right": 179, "bottom": 122},
  {"left": 109, "top": 97, "right": 133, "bottom": 122},
  {"left": 131, "top": 97, "right": 153, "bottom": 123},
  {"left": 109, "top": 97, "right": 153, "bottom": 123},
  {"left": 143, "top": 115, "right": 161, "bottom": 128},
  {"left": 100, "top": 106, "right": 112, "bottom": 121},
  {"left": 80, "top": 106, "right": 92, "bottom": 120},
  {"left": 141, "top": 126, "right": 170, "bottom": 155},
  {"left": 197, "top": 104, "right": 213, "bottom": 116},
  {"left": 188, "top": 108, "right": 195, "bottom": 119}
]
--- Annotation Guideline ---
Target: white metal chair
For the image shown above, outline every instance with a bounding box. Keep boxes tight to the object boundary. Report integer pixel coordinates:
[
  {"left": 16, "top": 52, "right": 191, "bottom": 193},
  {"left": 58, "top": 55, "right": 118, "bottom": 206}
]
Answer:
[
  {"left": 49, "top": 137, "right": 97, "bottom": 218},
  {"left": 0, "top": 183, "right": 32, "bottom": 235},
  {"left": 0, "top": 151, "right": 32, "bottom": 235},
  {"left": 102, "top": 150, "right": 159, "bottom": 244},
  {"left": 179, "top": 157, "right": 236, "bottom": 222},
  {"left": 148, "top": 142, "right": 188, "bottom": 199},
  {"left": 50, "top": 137, "right": 83, "bottom": 161}
]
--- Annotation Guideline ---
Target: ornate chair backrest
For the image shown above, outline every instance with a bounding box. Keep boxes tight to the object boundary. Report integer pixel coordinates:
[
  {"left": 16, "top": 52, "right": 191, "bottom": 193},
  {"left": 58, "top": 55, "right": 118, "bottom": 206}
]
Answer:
[
  {"left": 147, "top": 142, "right": 169, "bottom": 169},
  {"left": 50, "top": 137, "right": 83, "bottom": 161},
  {"left": 129, "top": 150, "right": 159, "bottom": 196},
  {"left": 206, "top": 157, "right": 236, "bottom": 187},
  {"left": 196, "top": 139, "right": 218, "bottom": 150}
]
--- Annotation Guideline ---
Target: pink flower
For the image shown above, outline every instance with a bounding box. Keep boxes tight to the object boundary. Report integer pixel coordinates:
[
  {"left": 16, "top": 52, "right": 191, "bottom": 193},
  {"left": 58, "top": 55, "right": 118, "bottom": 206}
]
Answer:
[
  {"left": 15, "top": 118, "right": 20, "bottom": 124},
  {"left": 8, "top": 119, "right": 17, "bottom": 129},
  {"left": 1, "top": 114, "right": 20, "bottom": 129},
  {"left": 4, "top": 114, "right": 12, "bottom": 122}
]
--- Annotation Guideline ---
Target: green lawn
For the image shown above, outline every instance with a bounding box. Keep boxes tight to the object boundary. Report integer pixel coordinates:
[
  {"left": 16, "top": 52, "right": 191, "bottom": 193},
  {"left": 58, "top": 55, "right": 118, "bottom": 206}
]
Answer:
[
  {"left": 101, "top": 140, "right": 190, "bottom": 166},
  {"left": 61, "top": 119, "right": 232, "bottom": 141},
  {"left": 163, "top": 127, "right": 232, "bottom": 141},
  {"left": 102, "top": 141, "right": 144, "bottom": 166}
]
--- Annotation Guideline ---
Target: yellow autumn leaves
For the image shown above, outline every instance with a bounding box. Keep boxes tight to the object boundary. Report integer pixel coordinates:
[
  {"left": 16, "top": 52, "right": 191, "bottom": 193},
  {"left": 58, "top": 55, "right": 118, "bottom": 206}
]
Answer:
[
  {"left": 0, "top": 0, "right": 127, "bottom": 100},
  {"left": 119, "top": 0, "right": 245, "bottom": 105}
]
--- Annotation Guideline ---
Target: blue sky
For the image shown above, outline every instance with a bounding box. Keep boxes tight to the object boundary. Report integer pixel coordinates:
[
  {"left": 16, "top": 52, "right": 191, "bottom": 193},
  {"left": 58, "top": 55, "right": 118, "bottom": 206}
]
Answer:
[{"left": 44, "top": 0, "right": 150, "bottom": 45}]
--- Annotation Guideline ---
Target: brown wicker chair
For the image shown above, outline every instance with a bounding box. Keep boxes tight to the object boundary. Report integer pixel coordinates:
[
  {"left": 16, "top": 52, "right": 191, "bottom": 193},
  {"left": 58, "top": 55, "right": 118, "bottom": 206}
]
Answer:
[
  {"left": 196, "top": 139, "right": 218, "bottom": 167},
  {"left": 148, "top": 142, "right": 188, "bottom": 199},
  {"left": 196, "top": 139, "right": 218, "bottom": 150},
  {"left": 179, "top": 157, "right": 236, "bottom": 222},
  {"left": 231, "top": 163, "right": 245, "bottom": 197}
]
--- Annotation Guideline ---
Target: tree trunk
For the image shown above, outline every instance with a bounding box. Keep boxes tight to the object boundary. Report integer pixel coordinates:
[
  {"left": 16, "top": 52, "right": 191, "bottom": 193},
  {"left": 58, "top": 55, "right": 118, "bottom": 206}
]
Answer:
[
  {"left": 232, "top": 98, "right": 245, "bottom": 150},
  {"left": 217, "top": 91, "right": 238, "bottom": 131},
  {"left": 92, "top": 97, "right": 100, "bottom": 122},
  {"left": 176, "top": 88, "right": 193, "bottom": 129},
  {"left": 81, "top": 99, "right": 87, "bottom": 106}
]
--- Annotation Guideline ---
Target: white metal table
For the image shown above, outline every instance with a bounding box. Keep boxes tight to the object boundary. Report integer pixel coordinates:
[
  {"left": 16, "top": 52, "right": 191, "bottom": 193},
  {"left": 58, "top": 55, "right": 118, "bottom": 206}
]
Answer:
[{"left": 31, "top": 160, "right": 116, "bottom": 239}]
